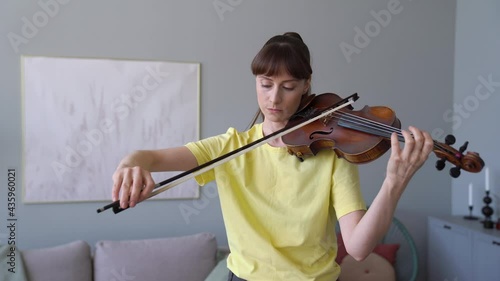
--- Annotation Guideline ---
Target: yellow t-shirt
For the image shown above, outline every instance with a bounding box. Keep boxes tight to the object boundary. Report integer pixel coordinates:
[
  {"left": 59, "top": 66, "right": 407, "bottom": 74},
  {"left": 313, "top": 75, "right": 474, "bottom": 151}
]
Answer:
[{"left": 185, "top": 123, "right": 366, "bottom": 281}]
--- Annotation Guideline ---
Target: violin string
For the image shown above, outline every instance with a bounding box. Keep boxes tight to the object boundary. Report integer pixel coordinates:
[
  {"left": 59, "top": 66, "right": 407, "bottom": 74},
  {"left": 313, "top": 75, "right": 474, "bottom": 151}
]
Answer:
[
  {"left": 330, "top": 111, "right": 401, "bottom": 137},
  {"left": 336, "top": 111, "right": 454, "bottom": 154},
  {"left": 337, "top": 112, "right": 452, "bottom": 155},
  {"left": 334, "top": 111, "right": 449, "bottom": 152},
  {"left": 328, "top": 111, "right": 451, "bottom": 154}
]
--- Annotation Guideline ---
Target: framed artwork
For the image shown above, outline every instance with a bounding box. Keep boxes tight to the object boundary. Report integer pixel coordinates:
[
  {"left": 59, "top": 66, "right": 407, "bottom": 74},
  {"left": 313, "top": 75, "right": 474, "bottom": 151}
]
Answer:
[{"left": 21, "top": 55, "right": 200, "bottom": 203}]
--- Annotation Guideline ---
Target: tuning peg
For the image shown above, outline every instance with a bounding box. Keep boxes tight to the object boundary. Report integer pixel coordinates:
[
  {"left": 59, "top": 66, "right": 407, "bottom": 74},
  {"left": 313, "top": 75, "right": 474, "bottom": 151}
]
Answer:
[
  {"left": 459, "top": 141, "right": 469, "bottom": 153},
  {"left": 435, "top": 135, "right": 457, "bottom": 172},
  {"left": 449, "top": 141, "right": 471, "bottom": 177},
  {"left": 450, "top": 166, "right": 461, "bottom": 178},
  {"left": 436, "top": 159, "right": 446, "bottom": 171},
  {"left": 445, "top": 134, "right": 456, "bottom": 145}
]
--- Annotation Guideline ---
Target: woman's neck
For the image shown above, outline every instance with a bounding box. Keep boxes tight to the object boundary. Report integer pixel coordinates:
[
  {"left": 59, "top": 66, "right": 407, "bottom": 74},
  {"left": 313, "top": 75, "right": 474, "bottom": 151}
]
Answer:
[{"left": 262, "top": 121, "right": 287, "bottom": 147}]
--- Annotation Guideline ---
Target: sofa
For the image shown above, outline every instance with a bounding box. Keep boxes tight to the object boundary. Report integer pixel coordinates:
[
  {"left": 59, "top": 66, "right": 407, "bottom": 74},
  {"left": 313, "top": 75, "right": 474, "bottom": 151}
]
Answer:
[
  {"left": 1, "top": 232, "right": 230, "bottom": 281},
  {"left": 2, "top": 231, "right": 404, "bottom": 281}
]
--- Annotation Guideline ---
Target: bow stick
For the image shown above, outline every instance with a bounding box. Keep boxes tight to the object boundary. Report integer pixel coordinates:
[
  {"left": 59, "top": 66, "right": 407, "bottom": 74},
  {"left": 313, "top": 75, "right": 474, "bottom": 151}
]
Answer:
[{"left": 97, "top": 93, "right": 359, "bottom": 214}]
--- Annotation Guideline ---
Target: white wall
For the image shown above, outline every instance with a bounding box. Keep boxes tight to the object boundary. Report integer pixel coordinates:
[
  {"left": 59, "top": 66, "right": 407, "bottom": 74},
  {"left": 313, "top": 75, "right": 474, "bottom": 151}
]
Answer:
[{"left": 0, "top": 1, "right": 463, "bottom": 280}]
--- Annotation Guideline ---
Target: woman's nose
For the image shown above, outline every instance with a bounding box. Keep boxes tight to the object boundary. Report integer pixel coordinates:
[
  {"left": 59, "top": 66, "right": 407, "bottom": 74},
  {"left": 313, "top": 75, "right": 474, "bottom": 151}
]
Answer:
[{"left": 269, "top": 87, "right": 282, "bottom": 104}]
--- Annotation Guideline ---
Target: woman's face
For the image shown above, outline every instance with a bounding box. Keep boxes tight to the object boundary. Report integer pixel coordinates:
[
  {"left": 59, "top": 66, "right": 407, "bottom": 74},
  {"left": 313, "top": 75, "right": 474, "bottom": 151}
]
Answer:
[{"left": 255, "top": 72, "right": 310, "bottom": 126}]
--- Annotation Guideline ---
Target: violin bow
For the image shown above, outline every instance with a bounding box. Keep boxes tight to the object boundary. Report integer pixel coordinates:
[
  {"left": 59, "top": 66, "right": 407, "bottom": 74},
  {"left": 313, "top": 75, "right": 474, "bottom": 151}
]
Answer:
[{"left": 97, "top": 93, "right": 360, "bottom": 214}]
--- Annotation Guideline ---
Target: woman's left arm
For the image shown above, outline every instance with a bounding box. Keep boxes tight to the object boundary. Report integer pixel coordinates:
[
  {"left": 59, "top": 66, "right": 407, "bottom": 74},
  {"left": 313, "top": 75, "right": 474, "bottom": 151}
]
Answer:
[{"left": 338, "top": 126, "right": 434, "bottom": 261}]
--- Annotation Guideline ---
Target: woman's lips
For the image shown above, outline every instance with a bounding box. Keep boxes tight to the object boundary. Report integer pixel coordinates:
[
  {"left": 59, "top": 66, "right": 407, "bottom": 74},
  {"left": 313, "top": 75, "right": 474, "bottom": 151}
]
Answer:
[{"left": 268, "top": 108, "right": 282, "bottom": 113}]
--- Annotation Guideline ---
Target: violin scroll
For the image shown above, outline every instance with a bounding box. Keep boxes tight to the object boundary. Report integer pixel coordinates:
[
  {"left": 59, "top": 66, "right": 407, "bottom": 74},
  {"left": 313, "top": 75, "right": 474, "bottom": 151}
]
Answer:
[{"left": 433, "top": 134, "right": 484, "bottom": 178}]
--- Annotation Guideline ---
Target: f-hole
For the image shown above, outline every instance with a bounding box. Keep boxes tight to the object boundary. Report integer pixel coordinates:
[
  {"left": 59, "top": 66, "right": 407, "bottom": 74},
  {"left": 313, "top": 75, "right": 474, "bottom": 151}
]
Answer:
[{"left": 310, "top": 128, "right": 334, "bottom": 140}]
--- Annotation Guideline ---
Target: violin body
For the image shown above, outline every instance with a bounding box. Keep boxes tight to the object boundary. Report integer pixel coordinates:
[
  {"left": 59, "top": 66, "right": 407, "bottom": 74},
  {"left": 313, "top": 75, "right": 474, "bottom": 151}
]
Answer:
[
  {"left": 283, "top": 93, "right": 484, "bottom": 177},
  {"left": 284, "top": 93, "right": 400, "bottom": 163}
]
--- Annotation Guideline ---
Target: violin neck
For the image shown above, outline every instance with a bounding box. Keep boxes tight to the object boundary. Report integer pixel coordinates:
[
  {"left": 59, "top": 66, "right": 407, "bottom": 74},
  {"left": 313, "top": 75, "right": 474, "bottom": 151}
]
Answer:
[
  {"left": 337, "top": 114, "right": 402, "bottom": 140},
  {"left": 337, "top": 113, "right": 438, "bottom": 148}
]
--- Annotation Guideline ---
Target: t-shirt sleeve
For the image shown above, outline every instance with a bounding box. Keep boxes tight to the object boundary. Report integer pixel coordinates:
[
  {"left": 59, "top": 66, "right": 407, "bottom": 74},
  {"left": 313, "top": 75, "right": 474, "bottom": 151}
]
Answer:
[
  {"left": 184, "top": 128, "right": 237, "bottom": 186},
  {"left": 331, "top": 158, "right": 367, "bottom": 219}
]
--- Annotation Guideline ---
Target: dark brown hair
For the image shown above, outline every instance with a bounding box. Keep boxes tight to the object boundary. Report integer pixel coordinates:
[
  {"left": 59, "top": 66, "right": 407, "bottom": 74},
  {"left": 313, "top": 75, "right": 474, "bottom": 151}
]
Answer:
[
  {"left": 248, "top": 32, "right": 313, "bottom": 128},
  {"left": 251, "top": 32, "right": 312, "bottom": 80}
]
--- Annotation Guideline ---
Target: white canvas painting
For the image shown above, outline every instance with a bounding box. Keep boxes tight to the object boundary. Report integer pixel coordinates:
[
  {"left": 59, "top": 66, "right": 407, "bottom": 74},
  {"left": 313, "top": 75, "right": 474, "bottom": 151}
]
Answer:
[{"left": 22, "top": 56, "right": 200, "bottom": 203}]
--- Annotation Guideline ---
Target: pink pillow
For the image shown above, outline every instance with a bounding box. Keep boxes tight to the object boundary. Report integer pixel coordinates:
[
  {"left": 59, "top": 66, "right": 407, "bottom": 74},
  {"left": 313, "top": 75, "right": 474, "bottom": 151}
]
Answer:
[{"left": 336, "top": 233, "right": 400, "bottom": 265}]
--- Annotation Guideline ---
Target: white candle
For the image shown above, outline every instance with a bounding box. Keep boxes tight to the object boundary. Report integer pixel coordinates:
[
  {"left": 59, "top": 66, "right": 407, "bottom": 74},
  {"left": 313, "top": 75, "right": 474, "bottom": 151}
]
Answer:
[
  {"left": 468, "top": 183, "right": 473, "bottom": 206},
  {"left": 485, "top": 167, "right": 490, "bottom": 192}
]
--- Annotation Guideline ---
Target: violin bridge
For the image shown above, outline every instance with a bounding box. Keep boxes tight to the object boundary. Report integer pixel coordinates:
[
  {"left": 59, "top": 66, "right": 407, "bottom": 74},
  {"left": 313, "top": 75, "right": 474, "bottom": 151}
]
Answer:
[{"left": 322, "top": 114, "right": 334, "bottom": 126}]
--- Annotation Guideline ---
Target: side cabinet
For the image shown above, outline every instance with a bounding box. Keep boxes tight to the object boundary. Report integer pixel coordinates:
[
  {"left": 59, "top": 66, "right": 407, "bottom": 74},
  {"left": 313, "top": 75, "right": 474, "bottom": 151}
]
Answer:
[
  {"left": 472, "top": 231, "right": 500, "bottom": 280},
  {"left": 427, "top": 217, "right": 471, "bottom": 281},
  {"left": 427, "top": 216, "right": 500, "bottom": 281}
]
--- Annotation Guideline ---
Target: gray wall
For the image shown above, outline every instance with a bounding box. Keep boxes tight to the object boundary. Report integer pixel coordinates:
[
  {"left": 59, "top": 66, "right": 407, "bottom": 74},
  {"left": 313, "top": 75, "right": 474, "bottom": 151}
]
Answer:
[
  {"left": 452, "top": 0, "right": 499, "bottom": 220},
  {"left": 0, "top": 0, "right": 481, "bottom": 280}
]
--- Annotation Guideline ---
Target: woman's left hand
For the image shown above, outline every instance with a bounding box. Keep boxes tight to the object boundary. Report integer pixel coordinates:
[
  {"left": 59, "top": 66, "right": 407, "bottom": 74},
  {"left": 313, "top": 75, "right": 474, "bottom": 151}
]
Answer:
[{"left": 386, "top": 126, "right": 434, "bottom": 187}]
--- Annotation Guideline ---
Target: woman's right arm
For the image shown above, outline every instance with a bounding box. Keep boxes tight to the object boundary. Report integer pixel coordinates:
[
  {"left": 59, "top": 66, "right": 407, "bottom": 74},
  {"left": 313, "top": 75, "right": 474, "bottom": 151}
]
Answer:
[{"left": 112, "top": 146, "right": 198, "bottom": 209}]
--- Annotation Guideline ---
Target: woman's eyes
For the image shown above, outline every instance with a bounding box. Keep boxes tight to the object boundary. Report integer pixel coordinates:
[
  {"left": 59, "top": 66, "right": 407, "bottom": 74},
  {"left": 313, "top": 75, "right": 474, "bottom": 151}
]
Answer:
[{"left": 261, "top": 84, "right": 295, "bottom": 90}]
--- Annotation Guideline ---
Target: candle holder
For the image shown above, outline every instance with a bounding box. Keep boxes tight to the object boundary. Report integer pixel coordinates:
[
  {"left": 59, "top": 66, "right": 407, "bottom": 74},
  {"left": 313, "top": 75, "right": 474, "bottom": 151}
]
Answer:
[
  {"left": 463, "top": 205, "right": 479, "bottom": 220},
  {"left": 481, "top": 190, "right": 494, "bottom": 229}
]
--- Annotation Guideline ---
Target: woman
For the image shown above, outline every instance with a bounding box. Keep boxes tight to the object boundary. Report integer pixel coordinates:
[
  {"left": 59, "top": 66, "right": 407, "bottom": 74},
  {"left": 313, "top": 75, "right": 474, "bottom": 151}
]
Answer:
[{"left": 111, "top": 32, "right": 434, "bottom": 281}]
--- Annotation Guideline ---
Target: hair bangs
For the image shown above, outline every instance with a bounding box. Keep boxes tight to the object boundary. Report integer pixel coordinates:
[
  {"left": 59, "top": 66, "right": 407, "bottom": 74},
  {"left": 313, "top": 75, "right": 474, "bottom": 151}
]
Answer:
[{"left": 251, "top": 43, "right": 311, "bottom": 80}]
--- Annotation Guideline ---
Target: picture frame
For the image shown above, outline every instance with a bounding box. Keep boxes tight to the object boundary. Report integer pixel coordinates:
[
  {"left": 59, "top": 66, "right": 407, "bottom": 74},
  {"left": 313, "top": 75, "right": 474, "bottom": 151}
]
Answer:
[{"left": 21, "top": 55, "right": 201, "bottom": 203}]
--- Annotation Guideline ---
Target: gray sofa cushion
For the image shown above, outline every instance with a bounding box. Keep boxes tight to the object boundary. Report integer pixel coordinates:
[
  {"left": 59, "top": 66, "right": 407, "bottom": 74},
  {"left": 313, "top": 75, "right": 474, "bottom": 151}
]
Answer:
[
  {"left": 94, "top": 232, "right": 217, "bottom": 281},
  {"left": 21, "top": 240, "right": 92, "bottom": 281},
  {"left": 204, "top": 256, "right": 229, "bottom": 281}
]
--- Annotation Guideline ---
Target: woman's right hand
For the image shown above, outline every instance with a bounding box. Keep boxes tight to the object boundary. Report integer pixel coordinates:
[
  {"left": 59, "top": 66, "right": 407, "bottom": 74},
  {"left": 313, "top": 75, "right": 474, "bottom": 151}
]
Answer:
[
  {"left": 112, "top": 166, "right": 156, "bottom": 209},
  {"left": 110, "top": 147, "right": 198, "bottom": 209}
]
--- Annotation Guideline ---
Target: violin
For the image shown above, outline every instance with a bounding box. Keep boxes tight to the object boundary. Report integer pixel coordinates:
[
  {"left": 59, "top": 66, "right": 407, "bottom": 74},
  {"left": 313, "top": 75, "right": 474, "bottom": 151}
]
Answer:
[
  {"left": 98, "top": 94, "right": 358, "bottom": 214},
  {"left": 97, "top": 93, "right": 484, "bottom": 214},
  {"left": 282, "top": 93, "right": 484, "bottom": 177}
]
